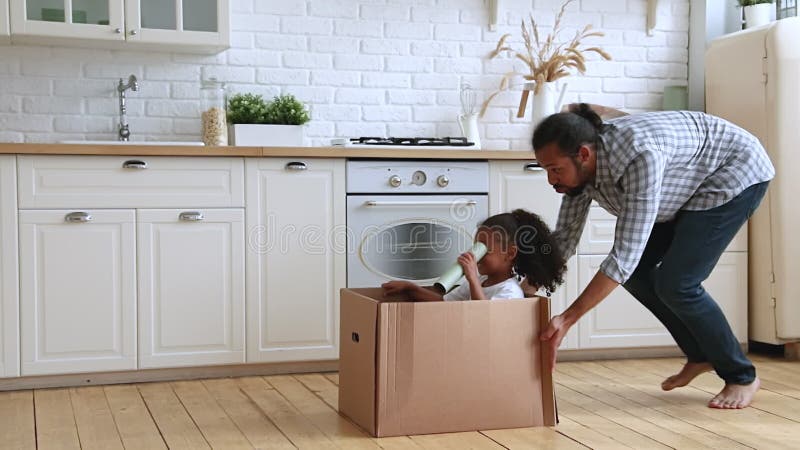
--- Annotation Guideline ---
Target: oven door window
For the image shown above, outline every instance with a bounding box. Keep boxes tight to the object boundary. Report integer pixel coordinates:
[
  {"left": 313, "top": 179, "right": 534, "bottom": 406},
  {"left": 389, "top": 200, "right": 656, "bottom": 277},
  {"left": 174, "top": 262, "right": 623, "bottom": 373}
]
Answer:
[{"left": 359, "top": 219, "right": 473, "bottom": 283}]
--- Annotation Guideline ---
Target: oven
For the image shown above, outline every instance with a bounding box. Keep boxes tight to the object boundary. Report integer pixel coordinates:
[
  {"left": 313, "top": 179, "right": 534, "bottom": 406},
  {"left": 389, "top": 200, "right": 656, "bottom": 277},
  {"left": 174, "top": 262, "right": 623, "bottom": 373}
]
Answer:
[{"left": 346, "top": 160, "right": 489, "bottom": 288}]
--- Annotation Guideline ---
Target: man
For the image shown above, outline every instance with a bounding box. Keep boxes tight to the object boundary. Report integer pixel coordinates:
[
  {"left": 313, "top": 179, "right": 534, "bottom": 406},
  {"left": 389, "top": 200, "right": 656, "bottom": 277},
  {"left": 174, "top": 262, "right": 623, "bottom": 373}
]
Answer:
[{"left": 535, "top": 104, "right": 774, "bottom": 409}]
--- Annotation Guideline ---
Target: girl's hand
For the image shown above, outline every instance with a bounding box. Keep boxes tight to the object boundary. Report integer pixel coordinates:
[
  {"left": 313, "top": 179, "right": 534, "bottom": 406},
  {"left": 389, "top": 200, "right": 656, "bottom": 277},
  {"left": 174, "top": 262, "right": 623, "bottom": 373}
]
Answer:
[
  {"left": 382, "top": 280, "right": 414, "bottom": 295},
  {"left": 457, "top": 252, "right": 480, "bottom": 283}
]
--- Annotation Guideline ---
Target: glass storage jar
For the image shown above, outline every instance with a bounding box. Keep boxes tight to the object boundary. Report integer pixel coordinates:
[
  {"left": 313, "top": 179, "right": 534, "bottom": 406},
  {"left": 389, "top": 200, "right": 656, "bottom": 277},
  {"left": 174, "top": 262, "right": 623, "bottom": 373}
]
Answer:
[{"left": 201, "top": 77, "right": 228, "bottom": 146}]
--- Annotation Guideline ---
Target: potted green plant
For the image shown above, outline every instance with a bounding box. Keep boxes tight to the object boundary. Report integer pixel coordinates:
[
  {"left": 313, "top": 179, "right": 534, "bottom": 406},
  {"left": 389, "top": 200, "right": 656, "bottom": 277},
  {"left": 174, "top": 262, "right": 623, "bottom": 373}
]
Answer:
[
  {"left": 227, "top": 93, "right": 310, "bottom": 147},
  {"left": 738, "top": 0, "right": 775, "bottom": 29}
]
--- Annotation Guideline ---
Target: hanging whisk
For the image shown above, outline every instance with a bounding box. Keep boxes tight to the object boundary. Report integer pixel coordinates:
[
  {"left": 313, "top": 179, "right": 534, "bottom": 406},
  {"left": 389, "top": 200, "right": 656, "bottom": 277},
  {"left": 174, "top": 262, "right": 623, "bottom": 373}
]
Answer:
[{"left": 460, "top": 83, "right": 477, "bottom": 116}]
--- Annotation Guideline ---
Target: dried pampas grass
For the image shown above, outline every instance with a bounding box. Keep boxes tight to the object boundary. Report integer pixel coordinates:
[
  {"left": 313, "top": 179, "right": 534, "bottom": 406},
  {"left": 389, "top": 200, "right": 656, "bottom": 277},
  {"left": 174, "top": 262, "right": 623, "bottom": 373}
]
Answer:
[{"left": 481, "top": 0, "right": 612, "bottom": 117}]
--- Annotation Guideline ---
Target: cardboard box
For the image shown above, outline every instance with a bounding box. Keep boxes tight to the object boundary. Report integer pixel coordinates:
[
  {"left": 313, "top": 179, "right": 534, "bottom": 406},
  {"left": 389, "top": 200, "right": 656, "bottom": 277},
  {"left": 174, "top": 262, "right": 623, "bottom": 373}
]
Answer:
[{"left": 338, "top": 288, "right": 557, "bottom": 437}]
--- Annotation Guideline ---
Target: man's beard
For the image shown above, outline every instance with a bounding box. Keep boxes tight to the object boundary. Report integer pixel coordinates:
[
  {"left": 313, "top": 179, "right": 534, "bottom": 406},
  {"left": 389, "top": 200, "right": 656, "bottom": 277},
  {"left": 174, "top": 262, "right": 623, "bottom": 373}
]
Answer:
[{"left": 562, "top": 157, "right": 589, "bottom": 197}]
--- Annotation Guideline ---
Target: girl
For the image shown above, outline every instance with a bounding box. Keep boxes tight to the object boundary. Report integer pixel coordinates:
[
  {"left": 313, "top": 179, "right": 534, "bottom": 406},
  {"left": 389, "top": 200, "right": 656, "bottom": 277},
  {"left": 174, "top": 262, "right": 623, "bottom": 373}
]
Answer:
[{"left": 382, "top": 209, "right": 566, "bottom": 301}]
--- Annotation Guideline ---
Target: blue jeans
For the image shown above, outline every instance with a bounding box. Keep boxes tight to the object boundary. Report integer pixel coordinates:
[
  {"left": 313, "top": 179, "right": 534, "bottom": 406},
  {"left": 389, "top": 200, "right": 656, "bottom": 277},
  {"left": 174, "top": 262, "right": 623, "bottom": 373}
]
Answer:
[{"left": 622, "top": 181, "right": 769, "bottom": 385}]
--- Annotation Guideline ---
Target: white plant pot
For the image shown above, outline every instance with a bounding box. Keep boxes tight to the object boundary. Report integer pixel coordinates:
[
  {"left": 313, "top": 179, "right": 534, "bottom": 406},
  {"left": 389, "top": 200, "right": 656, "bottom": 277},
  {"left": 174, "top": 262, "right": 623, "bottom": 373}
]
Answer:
[
  {"left": 228, "top": 124, "right": 305, "bottom": 147},
  {"left": 744, "top": 4, "right": 773, "bottom": 29}
]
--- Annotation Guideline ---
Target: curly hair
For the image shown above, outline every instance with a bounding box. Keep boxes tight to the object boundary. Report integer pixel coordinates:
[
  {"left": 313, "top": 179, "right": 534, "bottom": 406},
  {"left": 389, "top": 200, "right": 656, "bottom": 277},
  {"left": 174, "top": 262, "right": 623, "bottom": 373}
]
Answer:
[{"left": 480, "top": 209, "right": 567, "bottom": 295}]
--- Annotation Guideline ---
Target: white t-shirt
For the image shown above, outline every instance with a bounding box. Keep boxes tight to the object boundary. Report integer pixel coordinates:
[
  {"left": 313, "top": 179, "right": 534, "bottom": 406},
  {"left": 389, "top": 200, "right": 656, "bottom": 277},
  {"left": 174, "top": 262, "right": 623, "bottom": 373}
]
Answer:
[{"left": 443, "top": 276, "right": 525, "bottom": 301}]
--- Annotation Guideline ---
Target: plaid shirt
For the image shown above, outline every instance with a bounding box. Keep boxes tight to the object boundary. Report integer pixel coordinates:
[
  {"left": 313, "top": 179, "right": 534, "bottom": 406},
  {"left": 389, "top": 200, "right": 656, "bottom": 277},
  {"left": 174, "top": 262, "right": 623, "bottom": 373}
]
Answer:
[{"left": 553, "top": 111, "right": 775, "bottom": 284}]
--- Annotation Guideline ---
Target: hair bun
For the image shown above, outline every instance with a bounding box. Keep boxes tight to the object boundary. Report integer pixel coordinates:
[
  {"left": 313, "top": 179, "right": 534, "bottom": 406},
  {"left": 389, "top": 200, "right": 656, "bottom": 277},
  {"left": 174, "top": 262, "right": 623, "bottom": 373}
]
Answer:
[{"left": 573, "top": 103, "right": 603, "bottom": 132}]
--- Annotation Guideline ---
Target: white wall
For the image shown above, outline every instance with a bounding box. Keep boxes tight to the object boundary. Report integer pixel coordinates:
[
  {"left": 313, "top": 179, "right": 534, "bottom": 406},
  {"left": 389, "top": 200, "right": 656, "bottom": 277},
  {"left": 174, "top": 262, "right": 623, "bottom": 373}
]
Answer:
[{"left": 0, "top": 0, "right": 690, "bottom": 149}]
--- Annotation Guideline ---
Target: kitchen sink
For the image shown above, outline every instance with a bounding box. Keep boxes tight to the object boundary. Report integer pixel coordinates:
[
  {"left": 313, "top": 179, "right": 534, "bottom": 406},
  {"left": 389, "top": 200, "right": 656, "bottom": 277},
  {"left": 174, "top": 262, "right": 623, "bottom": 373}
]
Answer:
[{"left": 60, "top": 140, "right": 205, "bottom": 146}]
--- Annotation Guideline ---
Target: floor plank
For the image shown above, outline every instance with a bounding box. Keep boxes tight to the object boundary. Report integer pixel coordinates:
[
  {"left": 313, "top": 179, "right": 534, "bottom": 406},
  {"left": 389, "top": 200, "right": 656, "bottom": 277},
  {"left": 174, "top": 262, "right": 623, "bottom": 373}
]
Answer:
[
  {"left": 640, "top": 357, "right": 800, "bottom": 423},
  {"left": 103, "top": 385, "right": 167, "bottom": 450},
  {"left": 34, "top": 388, "right": 81, "bottom": 450},
  {"left": 325, "top": 373, "right": 339, "bottom": 385},
  {"left": 409, "top": 431, "right": 507, "bottom": 449},
  {"left": 69, "top": 386, "right": 124, "bottom": 450},
  {"left": 238, "top": 375, "right": 338, "bottom": 449},
  {"left": 202, "top": 378, "right": 295, "bottom": 449},
  {"left": 170, "top": 380, "right": 252, "bottom": 450},
  {"left": 583, "top": 359, "right": 791, "bottom": 449},
  {"left": 0, "top": 390, "right": 36, "bottom": 450},
  {"left": 294, "top": 373, "right": 336, "bottom": 393},
  {"left": 481, "top": 427, "right": 588, "bottom": 449},
  {"left": 19, "top": 357, "right": 800, "bottom": 449},
  {"left": 266, "top": 375, "right": 380, "bottom": 449},
  {"left": 137, "top": 382, "right": 211, "bottom": 450},
  {"left": 556, "top": 394, "right": 671, "bottom": 449},
  {"left": 295, "top": 374, "right": 423, "bottom": 449}
]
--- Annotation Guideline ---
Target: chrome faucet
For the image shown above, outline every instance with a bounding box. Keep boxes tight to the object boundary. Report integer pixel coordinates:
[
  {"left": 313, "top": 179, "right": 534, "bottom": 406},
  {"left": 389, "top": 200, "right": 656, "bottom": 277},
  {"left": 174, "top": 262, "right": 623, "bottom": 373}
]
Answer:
[{"left": 117, "top": 75, "right": 139, "bottom": 141}]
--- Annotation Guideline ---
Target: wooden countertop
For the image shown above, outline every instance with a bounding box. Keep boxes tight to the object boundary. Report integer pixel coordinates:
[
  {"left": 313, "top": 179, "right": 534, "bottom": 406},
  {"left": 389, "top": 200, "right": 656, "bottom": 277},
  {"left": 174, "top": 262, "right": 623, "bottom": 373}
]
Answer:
[{"left": 0, "top": 143, "right": 536, "bottom": 160}]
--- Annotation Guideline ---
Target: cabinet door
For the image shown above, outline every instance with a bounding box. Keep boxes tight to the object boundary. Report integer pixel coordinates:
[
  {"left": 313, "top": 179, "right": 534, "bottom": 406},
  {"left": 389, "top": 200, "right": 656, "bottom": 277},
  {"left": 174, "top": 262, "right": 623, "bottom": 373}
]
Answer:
[
  {"left": 246, "top": 159, "right": 345, "bottom": 363},
  {"left": 0, "top": 156, "right": 18, "bottom": 378},
  {"left": 9, "top": 0, "right": 124, "bottom": 40},
  {"left": 19, "top": 209, "right": 136, "bottom": 375},
  {"left": 577, "top": 255, "right": 676, "bottom": 349},
  {"left": 488, "top": 160, "right": 578, "bottom": 349},
  {"left": 138, "top": 209, "right": 244, "bottom": 368},
  {"left": 125, "top": 0, "right": 229, "bottom": 49}
]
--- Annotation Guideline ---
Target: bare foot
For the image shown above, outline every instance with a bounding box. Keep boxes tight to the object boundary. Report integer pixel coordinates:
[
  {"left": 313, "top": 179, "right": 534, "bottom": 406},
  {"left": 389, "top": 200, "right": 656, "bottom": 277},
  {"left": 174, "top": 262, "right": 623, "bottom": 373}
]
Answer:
[
  {"left": 708, "top": 378, "right": 760, "bottom": 409},
  {"left": 661, "top": 362, "right": 714, "bottom": 391}
]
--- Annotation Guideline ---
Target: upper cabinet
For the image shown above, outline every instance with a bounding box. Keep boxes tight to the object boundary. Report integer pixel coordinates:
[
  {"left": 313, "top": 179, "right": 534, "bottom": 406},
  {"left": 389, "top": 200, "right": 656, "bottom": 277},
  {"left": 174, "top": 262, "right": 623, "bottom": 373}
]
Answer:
[
  {"left": 125, "top": 0, "right": 229, "bottom": 49},
  {"left": 8, "top": 0, "right": 228, "bottom": 52},
  {"left": 10, "top": 0, "right": 124, "bottom": 41}
]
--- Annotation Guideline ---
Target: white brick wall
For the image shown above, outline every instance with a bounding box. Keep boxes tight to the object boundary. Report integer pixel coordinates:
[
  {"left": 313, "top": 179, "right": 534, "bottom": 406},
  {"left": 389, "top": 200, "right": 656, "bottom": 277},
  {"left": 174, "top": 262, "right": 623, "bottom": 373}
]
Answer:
[{"left": 0, "top": 0, "right": 690, "bottom": 148}]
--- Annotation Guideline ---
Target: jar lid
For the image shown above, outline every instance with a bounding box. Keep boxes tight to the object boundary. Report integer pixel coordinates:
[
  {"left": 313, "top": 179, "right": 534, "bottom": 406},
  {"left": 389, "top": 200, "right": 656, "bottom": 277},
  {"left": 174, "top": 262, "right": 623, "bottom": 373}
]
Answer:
[{"left": 202, "top": 77, "right": 225, "bottom": 89}]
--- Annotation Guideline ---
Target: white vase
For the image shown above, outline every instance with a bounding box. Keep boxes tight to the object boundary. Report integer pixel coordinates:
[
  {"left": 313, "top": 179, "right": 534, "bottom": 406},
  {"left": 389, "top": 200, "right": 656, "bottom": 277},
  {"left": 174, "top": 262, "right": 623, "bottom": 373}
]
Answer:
[
  {"left": 743, "top": 4, "right": 772, "bottom": 29},
  {"left": 228, "top": 124, "right": 305, "bottom": 147},
  {"left": 526, "top": 81, "right": 568, "bottom": 128}
]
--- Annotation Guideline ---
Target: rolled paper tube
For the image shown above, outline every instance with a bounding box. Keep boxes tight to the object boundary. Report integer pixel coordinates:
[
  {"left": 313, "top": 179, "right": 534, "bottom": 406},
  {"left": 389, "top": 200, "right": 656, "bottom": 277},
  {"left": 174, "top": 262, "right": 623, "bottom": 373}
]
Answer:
[{"left": 433, "top": 242, "right": 488, "bottom": 293}]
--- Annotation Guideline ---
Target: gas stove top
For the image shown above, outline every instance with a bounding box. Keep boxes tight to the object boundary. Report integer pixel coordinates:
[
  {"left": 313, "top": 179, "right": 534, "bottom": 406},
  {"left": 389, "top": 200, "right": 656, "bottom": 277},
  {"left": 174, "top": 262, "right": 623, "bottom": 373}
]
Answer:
[{"left": 331, "top": 136, "right": 477, "bottom": 150}]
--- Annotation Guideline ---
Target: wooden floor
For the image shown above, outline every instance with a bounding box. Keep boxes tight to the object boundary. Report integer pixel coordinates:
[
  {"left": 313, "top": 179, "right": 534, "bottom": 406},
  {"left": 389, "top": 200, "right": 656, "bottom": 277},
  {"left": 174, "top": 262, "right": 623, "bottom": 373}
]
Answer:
[{"left": 2, "top": 355, "right": 799, "bottom": 449}]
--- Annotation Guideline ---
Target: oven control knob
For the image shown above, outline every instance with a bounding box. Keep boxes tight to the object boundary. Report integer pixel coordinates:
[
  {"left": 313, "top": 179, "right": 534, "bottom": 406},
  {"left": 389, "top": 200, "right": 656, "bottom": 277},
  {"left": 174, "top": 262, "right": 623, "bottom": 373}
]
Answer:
[
  {"left": 437, "top": 175, "right": 450, "bottom": 187},
  {"left": 389, "top": 175, "right": 402, "bottom": 187}
]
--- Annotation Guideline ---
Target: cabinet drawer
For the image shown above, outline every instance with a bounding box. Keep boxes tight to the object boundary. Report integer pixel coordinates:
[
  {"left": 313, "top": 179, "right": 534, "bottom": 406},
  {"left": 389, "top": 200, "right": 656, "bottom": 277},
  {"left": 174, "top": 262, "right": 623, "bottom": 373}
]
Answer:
[
  {"left": 578, "top": 203, "right": 748, "bottom": 255},
  {"left": 18, "top": 155, "right": 244, "bottom": 209}
]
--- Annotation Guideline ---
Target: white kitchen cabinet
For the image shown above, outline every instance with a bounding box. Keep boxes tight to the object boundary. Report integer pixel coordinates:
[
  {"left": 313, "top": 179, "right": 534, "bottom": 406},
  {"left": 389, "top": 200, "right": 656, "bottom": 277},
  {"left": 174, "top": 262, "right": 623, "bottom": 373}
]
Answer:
[
  {"left": 10, "top": 0, "right": 124, "bottom": 41},
  {"left": 577, "top": 255, "right": 676, "bottom": 349},
  {"left": 19, "top": 209, "right": 137, "bottom": 375},
  {"left": 9, "top": 0, "right": 228, "bottom": 52},
  {"left": 126, "top": 0, "right": 229, "bottom": 50},
  {"left": 0, "top": 156, "right": 18, "bottom": 378},
  {"left": 577, "top": 252, "right": 748, "bottom": 349},
  {"left": 578, "top": 203, "right": 748, "bottom": 255},
  {"left": 137, "top": 208, "right": 244, "bottom": 369},
  {"left": 489, "top": 160, "right": 578, "bottom": 349},
  {"left": 18, "top": 155, "right": 244, "bottom": 209},
  {"left": 246, "top": 159, "right": 346, "bottom": 363}
]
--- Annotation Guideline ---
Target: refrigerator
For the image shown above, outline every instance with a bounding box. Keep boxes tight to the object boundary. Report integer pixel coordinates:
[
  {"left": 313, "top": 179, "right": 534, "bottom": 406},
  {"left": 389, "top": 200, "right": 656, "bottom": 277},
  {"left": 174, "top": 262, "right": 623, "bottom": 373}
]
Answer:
[{"left": 705, "top": 16, "right": 800, "bottom": 345}]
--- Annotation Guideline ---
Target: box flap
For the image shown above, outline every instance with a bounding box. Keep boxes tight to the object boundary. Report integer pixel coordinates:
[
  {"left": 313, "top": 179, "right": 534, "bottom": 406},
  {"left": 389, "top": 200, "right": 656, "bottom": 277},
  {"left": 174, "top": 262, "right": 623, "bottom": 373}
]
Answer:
[{"left": 338, "top": 288, "right": 379, "bottom": 436}]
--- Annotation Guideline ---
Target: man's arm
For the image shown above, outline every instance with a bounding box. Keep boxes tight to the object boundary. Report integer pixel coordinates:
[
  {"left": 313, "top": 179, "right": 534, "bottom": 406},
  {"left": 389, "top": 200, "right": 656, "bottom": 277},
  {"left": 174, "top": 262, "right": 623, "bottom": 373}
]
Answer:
[{"left": 551, "top": 192, "right": 592, "bottom": 261}]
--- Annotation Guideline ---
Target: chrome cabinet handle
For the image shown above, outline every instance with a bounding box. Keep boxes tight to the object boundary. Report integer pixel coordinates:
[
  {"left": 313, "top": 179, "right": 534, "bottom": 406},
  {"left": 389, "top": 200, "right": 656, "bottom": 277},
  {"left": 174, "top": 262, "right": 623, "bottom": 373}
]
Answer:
[
  {"left": 524, "top": 162, "right": 544, "bottom": 172},
  {"left": 130, "top": 29, "right": 138, "bottom": 35},
  {"left": 179, "top": 212, "right": 204, "bottom": 222},
  {"left": 65, "top": 212, "right": 93, "bottom": 223},
  {"left": 364, "top": 200, "right": 478, "bottom": 207},
  {"left": 114, "top": 28, "right": 122, "bottom": 34},
  {"left": 122, "top": 160, "right": 148, "bottom": 169},
  {"left": 285, "top": 162, "right": 308, "bottom": 171}
]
